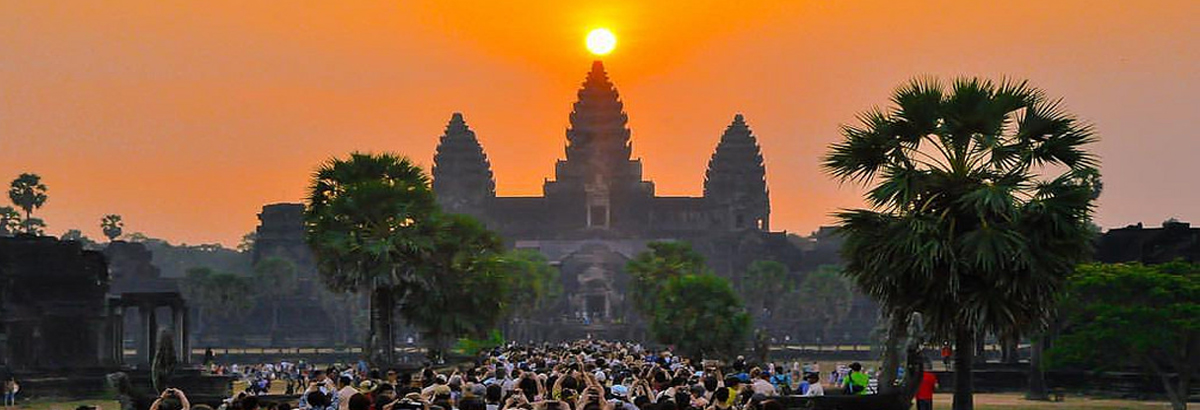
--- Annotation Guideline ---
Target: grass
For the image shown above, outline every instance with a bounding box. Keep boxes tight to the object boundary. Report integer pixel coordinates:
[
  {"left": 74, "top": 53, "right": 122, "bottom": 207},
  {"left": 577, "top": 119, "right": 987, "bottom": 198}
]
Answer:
[{"left": 928, "top": 393, "right": 1172, "bottom": 410}]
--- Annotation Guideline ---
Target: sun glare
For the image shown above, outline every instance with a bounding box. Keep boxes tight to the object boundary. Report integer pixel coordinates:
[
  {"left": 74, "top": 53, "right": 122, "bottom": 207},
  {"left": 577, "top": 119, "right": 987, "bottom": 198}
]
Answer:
[{"left": 586, "top": 28, "right": 617, "bottom": 56}]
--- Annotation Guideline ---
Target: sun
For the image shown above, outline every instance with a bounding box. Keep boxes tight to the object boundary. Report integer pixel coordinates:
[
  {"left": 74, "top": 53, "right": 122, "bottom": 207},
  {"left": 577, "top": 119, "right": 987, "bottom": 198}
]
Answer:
[{"left": 586, "top": 28, "right": 617, "bottom": 56}]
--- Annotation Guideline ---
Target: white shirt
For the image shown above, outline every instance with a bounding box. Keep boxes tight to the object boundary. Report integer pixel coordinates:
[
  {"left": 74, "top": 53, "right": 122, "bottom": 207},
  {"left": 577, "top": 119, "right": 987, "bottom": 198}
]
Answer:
[
  {"left": 803, "top": 383, "right": 824, "bottom": 397},
  {"left": 751, "top": 379, "right": 777, "bottom": 396}
]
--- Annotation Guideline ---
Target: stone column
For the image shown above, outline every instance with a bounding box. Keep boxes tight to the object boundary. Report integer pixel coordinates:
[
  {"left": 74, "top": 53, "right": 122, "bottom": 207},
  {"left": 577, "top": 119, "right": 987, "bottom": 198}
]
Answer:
[
  {"left": 173, "top": 304, "right": 189, "bottom": 364},
  {"left": 113, "top": 306, "right": 125, "bottom": 365},
  {"left": 142, "top": 304, "right": 157, "bottom": 365}
]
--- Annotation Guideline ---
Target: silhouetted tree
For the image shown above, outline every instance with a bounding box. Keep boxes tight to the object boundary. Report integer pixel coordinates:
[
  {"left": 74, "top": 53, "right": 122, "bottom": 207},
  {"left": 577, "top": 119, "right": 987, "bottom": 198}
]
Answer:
[
  {"left": 101, "top": 214, "right": 124, "bottom": 241},
  {"left": 0, "top": 207, "right": 19, "bottom": 236},
  {"left": 741, "top": 260, "right": 791, "bottom": 315},
  {"left": 795, "top": 265, "right": 854, "bottom": 342},
  {"left": 824, "top": 78, "right": 1100, "bottom": 410},
  {"left": 651, "top": 273, "right": 750, "bottom": 360},
  {"left": 304, "top": 152, "right": 438, "bottom": 366},
  {"left": 237, "top": 231, "right": 256, "bottom": 253},
  {"left": 9, "top": 173, "right": 48, "bottom": 234},
  {"left": 253, "top": 257, "right": 298, "bottom": 334}
]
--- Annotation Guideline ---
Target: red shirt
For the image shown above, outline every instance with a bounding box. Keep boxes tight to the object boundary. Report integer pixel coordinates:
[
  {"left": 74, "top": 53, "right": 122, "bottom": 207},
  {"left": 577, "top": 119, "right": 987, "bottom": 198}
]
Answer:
[{"left": 916, "top": 373, "right": 938, "bottom": 400}]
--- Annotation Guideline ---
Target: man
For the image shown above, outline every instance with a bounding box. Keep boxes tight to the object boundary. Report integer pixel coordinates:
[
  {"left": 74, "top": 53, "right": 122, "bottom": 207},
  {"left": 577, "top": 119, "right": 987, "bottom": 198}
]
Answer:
[
  {"left": 842, "top": 363, "right": 869, "bottom": 396},
  {"left": 800, "top": 374, "right": 823, "bottom": 397},
  {"left": 335, "top": 376, "right": 357, "bottom": 410},
  {"left": 750, "top": 371, "right": 776, "bottom": 396},
  {"left": 915, "top": 363, "right": 938, "bottom": 410}
]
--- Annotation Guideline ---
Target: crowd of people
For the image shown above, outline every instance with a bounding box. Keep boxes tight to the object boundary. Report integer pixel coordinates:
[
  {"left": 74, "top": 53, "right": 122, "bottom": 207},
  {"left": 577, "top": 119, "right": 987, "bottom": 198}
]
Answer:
[{"left": 198, "top": 340, "right": 925, "bottom": 410}]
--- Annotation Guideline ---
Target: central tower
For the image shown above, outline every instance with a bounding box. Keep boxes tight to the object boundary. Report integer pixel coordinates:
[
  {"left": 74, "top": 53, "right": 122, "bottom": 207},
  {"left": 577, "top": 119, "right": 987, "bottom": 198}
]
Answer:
[{"left": 544, "top": 61, "right": 654, "bottom": 231}]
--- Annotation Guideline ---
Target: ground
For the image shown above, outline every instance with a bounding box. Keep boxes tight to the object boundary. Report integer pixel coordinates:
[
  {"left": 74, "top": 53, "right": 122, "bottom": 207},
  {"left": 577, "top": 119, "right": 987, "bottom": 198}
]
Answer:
[{"left": 15, "top": 394, "right": 1174, "bottom": 410}]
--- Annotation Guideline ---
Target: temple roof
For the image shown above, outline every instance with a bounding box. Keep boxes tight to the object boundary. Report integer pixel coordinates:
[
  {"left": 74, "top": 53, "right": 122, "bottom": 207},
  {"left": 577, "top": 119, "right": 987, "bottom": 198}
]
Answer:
[
  {"left": 432, "top": 112, "right": 495, "bottom": 196},
  {"left": 704, "top": 114, "right": 768, "bottom": 198},
  {"left": 558, "top": 61, "right": 638, "bottom": 181}
]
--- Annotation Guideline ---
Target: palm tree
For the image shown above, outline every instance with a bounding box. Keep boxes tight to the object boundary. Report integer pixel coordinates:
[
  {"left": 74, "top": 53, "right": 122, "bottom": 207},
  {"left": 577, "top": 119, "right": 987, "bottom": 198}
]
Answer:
[
  {"left": 9, "top": 173, "right": 48, "bottom": 234},
  {"left": 823, "top": 78, "right": 1099, "bottom": 410},
  {"left": 102, "top": 214, "right": 124, "bottom": 241},
  {"left": 304, "top": 152, "right": 438, "bottom": 366}
]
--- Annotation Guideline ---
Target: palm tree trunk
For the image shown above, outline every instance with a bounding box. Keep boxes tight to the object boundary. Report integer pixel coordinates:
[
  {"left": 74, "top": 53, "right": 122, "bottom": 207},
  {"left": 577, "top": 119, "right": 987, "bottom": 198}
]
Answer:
[
  {"left": 368, "top": 286, "right": 396, "bottom": 366},
  {"left": 1026, "top": 334, "right": 1049, "bottom": 400},
  {"left": 879, "top": 312, "right": 908, "bottom": 393},
  {"left": 953, "top": 327, "right": 975, "bottom": 410}
]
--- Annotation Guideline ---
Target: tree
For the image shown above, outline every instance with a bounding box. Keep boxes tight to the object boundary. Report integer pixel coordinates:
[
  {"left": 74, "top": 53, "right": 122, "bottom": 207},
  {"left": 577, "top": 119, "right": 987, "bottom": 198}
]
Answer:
[
  {"left": 9, "top": 173, "right": 48, "bottom": 234},
  {"left": 651, "top": 273, "right": 751, "bottom": 360},
  {"left": 795, "top": 265, "right": 854, "bottom": 342},
  {"left": 304, "top": 152, "right": 439, "bottom": 366},
  {"left": 252, "top": 257, "right": 298, "bottom": 334},
  {"left": 823, "top": 78, "right": 1100, "bottom": 410},
  {"left": 500, "top": 249, "right": 563, "bottom": 340},
  {"left": 101, "top": 214, "right": 124, "bottom": 241},
  {"left": 399, "top": 213, "right": 509, "bottom": 361},
  {"left": 237, "top": 231, "right": 256, "bottom": 253},
  {"left": 181, "top": 267, "right": 254, "bottom": 333},
  {"left": 1048, "top": 262, "right": 1199, "bottom": 410},
  {"left": 741, "top": 260, "right": 791, "bottom": 316},
  {"left": 626, "top": 241, "right": 709, "bottom": 317},
  {"left": 61, "top": 229, "right": 99, "bottom": 248},
  {"left": 0, "top": 207, "right": 19, "bottom": 236}
]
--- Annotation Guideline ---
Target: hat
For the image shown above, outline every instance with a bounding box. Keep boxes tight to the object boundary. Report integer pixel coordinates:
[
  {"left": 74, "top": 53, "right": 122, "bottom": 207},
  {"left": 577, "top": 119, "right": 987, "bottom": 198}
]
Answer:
[
  {"left": 435, "top": 374, "right": 448, "bottom": 384},
  {"left": 469, "top": 384, "right": 487, "bottom": 397},
  {"left": 610, "top": 385, "right": 629, "bottom": 398},
  {"left": 359, "top": 380, "right": 377, "bottom": 392}
]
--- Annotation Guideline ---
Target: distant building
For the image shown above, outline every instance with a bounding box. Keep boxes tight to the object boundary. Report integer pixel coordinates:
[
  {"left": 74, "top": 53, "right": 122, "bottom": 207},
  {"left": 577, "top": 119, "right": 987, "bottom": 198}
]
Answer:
[
  {"left": 1095, "top": 220, "right": 1200, "bottom": 264},
  {"left": 431, "top": 61, "right": 805, "bottom": 337}
]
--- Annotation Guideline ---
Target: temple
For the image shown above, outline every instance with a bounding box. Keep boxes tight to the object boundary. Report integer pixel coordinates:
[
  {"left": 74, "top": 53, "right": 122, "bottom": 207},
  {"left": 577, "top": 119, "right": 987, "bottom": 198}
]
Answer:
[{"left": 432, "top": 61, "right": 803, "bottom": 332}]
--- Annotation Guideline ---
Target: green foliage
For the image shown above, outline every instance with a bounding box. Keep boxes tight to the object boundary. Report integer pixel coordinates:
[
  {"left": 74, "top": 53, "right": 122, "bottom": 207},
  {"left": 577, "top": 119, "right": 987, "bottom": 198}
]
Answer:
[
  {"left": 455, "top": 329, "right": 505, "bottom": 356},
  {"left": 1047, "top": 262, "right": 1199, "bottom": 409},
  {"left": 181, "top": 267, "right": 254, "bottom": 321},
  {"left": 9, "top": 173, "right": 48, "bottom": 234},
  {"left": 60, "top": 229, "right": 100, "bottom": 249},
  {"left": 627, "top": 241, "right": 750, "bottom": 359},
  {"left": 650, "top": 273, "right": 751, "bottom": 360},
  {"left": 626, "top": 241, "right": 710, "bottom": 316},
  {"left": 500, "top": 249, "right": 563, "bottom": 317},
  {"left": 253, "top": 257, "right": 298, "bottom": 296},
  {"left": 125, "top": 233, "right": 250, "bottom": 278},
  {"left": 304, "top": 152, "right": 438, "bottom": 293},
  {"left": 101, "top": 214, "right": 123, "bottom": 241},
  {"left": 795, "top": 265, "right": 855, "bottom": 341},
  {"left": 741, "top": 260, "right": 791, "bottom": 313},
  {"left": 399, "top": 213, "right": 509, "bottom": 355},
  {"left": 822, "top": 77, "right": 1100, "bottom": 342}
]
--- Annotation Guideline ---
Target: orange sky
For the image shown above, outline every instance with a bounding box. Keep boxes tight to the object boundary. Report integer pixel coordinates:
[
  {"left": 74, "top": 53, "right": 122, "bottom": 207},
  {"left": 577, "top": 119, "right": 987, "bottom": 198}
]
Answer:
[{"left": 1, "top": 1, "right": 1197, "bottom": 246}]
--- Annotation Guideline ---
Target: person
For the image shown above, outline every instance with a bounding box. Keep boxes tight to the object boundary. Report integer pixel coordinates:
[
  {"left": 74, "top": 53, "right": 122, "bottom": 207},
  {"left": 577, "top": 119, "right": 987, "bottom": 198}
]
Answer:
[
  {"left": 800, "top": 374, "right": 822, "bottom": 397},
  {"left": 842, "top": 363, "right": 868, "bottom": 396},
  {"left": 348, "top": 394, "right": 371, "bottom": 410},
  {"left": 335, "top": 376, "right": 357, "bottom": 410},
  {"left": 749, "top": 371, "right": 776, "bottom": 396},
  {"left": 768, "top": 366, "right": 791, "bottom": 396},
  {"left": 915, "top": 363, "right": 938, "bottom": 410},
  {"left": 940, "top": 345, "right": 953, "bottom": 371},
  {"left": 150, "top": 388, "right": 191, "bottom": 410},
  {"left": 3, "top": 377, "right": 17, "bottom": 408}
]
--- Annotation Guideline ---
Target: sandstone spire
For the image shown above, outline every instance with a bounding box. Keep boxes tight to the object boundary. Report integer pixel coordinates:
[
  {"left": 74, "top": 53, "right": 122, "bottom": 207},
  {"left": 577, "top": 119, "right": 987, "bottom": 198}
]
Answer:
[
  {"left": 432, "top": 112, "right": 495, "bottom": 215},
  {"left": 704, "top": 114, "right": 770, "bottom": 230}
]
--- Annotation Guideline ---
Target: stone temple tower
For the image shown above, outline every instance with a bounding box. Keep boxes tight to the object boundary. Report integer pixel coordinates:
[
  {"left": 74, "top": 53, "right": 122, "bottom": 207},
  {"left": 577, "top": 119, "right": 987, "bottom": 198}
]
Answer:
[
  {"left": 704, "top": 114, "right": 770, "bottom": 231},
  {"left": 544, "top": 61, "right": 654, "bottom": 231},
  {"left": 432, "top": 112, "right": 496, "bottom": 215}
]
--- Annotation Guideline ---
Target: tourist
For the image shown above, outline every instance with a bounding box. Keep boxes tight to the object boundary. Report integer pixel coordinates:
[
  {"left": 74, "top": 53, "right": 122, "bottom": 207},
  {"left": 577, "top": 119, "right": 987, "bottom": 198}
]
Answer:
[
  {"left": 800, "top": 374, "right": 822, "bottom": 397},
  {"left": 3, "top": 376, "right": 17, "bottom": 408},
  {"left": 150, "top": 388, "right": 191, "bottom": 410},
  {"left": 749, "top": 371, "right": 775, "bottom": 396},
  {"left": 348, "top": 394, "right": 371, "bottom": 410},
  {"left": 841, "top": 363, "right": 868, "bottom": 396},
  {"left": 940, "top": 345, "right": 953, "bottom": 371},
  {"left": 768, "top": 366, "right": 791, "bottom": 395},
  {"left": 914, "top": 363, "right": 938, "bottom": 410},
  {"left": 334, "top": 376, "right": 357, "bottom": 410}
]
